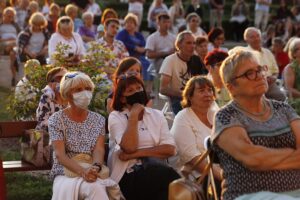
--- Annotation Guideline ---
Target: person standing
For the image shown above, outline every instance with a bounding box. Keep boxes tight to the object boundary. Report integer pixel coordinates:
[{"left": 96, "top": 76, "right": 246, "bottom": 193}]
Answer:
[
  {"left": 254, "top": 0, "right": 272, "bottom": 32},
  {"left": 209, "top": 0, "right": 225, "bottom": 29}
]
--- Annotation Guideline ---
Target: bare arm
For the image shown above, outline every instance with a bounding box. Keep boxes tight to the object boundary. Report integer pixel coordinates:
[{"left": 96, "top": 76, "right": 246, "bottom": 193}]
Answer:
[
  {"left": 283, "top": 65, "right": 300, "bottom": 98},
  {"left": 188, "top": 156, "right": 222, "bottom": 180},
  {"left": 216, "top": 126, "right": 297, "bottom": 171},
  {"left": 119, "top": 144, "right": 176, "bottom": 161},
  {"left": 92, "top": 135, "right": 106, "bottom": 165},
  {"left": 160, "top": 74, "right": 182, "bottom": 97}
]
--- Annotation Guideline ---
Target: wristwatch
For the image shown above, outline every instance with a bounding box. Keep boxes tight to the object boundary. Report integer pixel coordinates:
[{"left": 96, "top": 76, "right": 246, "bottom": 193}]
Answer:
[{"left": 92, "top": 163, "right": 102, "bottom": 172}]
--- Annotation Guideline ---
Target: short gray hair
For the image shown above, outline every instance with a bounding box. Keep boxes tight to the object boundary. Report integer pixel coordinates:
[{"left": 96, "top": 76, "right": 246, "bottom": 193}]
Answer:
[
  {"left": 243, "top": 27, "right": 261, "bottom": 41},
  {"left": 220, "top": 50, "right": 258, "bottom": 85},
  {"left": 60, "top": 71, "right": 95, "bottom": 100},
  {"left": 175, "top": 30, "right": 193, "bottom": 51},
  {"left": 288, "top": 38, "right": 300, "bottom": 60},
  {"left": 82, "top": 11, "right": 94, "bottom": 21}
]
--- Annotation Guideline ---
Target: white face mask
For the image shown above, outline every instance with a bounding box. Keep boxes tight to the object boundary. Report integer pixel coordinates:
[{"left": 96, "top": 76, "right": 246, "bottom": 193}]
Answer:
[{"left": 72, "top": 90, "right": 93, "bottom": 109}]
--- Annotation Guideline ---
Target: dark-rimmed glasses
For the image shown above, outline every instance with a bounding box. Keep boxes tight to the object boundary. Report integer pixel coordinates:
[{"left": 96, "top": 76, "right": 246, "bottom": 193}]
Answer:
[
  {"left": 61, "top": 18, "right": 71, "bottom": 24},
  {"left": 231, "top": 65, "right": 268, "bottom": 82},
  {"left": 117, "top": 71, "right": 140, "bottom": 81}
]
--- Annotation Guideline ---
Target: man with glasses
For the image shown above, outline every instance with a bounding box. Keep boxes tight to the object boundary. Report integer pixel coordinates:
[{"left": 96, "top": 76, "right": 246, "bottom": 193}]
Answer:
[
  {"left": 244, "top": 27, "right": 286, "bottom": 101},
  {"left": 95, "top": 18, "right": 129, "bottom": 75}
]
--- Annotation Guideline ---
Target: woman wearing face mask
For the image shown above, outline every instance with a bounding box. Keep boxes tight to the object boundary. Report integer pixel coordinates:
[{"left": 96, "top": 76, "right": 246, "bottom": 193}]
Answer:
[
  {"left": 36, "top": 67, "right": 68, "bottom": 132},
  {"left": 48, "top": 72, "right": 115, "bottom": 200},
  {"left": 108, "top": 75, "right": 180, "bottom": 200}
]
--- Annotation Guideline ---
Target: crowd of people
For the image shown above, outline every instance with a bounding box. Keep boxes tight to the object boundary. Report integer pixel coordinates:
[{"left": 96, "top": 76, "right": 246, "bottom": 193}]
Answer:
[{"left": 4, "top": 0, "right": 300, "bottom": 199}]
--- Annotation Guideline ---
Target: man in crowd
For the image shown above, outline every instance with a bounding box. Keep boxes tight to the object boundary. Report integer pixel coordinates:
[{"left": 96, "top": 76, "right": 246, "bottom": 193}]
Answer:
[
  {"left": 244, "top": 27, "right": 286, "bottom": 101},
  {"left": 96, "top": 18, "right": 129, "bottom": 74},
  {"left": 145, "top": 13, "right": 176, "bottom": 96},
  {"left": 159, "top": 31, "right": 195, "bottom": 114}
]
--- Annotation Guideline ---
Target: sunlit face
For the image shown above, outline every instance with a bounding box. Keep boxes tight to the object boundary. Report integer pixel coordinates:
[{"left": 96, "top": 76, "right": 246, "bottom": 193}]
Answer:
[
  {"left": 123, "top": 82, "right": 143, "bottom": 100},
  {"left": 178, "top": 34, "right": 195, "bottom": 57},
  {"left": 195, "top": 41, "right": 208, "bottom": 58},
  {"left": 292, "top": 43, "right": 300, "bottom": 59},
  {"left": 84, "top": 15, "right": 93, "bottom": 27},
  {"left": 188, "top": 16, "right": 200, "bottom": 29},
  {"left": 245, "top": 30, "right": 262, "bottom": 50},
  {"left": 2, "top": 10, "right": 15, "bottom": 24},
  {"left": 190, "top": 83, "right": 214, "bottom": 108},
  {"left": 230, "top": 58, "right": 268, "bottom": 97},
  {"left": 213, "top": 33, "right": 225, "bottom": 48},
  {"left": 125, "top": 63, "right": 142, "bottom": 79},
  {"left": 59, "top": 21, "right": 73, "bottom": 37},
  {"left": 158, "top": 18, "right": 171, "bottom": 32},
  {"left": 106, "top": 21, "right": 119, "bottom": 37},
  {"left": 125, "top": 19, "right": 137, "bottom": 32}
]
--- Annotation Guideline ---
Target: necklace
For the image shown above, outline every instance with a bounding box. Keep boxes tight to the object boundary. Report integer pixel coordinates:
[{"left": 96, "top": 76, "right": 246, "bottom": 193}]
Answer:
[{"left": 234, "top": 100, "right": 268, "bottom": 117}]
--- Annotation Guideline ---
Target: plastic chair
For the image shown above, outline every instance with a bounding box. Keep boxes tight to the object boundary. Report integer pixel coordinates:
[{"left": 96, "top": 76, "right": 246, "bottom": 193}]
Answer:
[{"left": 158, "top": 93, "right": 175, "bottom": 121}]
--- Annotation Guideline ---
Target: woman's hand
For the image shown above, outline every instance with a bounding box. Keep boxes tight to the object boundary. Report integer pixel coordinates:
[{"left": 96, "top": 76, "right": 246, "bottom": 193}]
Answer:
[
  {"left": 82, "top": 167, "right": 98, "bottom": 182},
  {"left": 130, "top": 103, "right": 144, "bottom": 119}
]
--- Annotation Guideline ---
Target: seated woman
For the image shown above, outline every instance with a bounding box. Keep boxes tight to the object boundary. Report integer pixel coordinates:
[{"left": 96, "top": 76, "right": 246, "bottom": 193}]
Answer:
[
  {"left": 48, "top": 16, "right": 85, "bottom": 65},
  {"left": 78, "top": 12, "right": 97, "bottom": 46},
  {"left": 171, "top": 76, "right": 221, "bottom": 181},
  {"left": 36, "top": 67, "right": 67, "bottom": 132},
  {"left": 48, "top": 72, "right": 115, "bottom": 200},
  {"left": 212, "top": 50, "right": 300, "bottom": 200},
  {"left": 283, "top": 38, "right": 300, "bottom": 98},
  {"left": 204, "top": 49, "right": 230, "bottom": 106},
  {"left": 106, "top": 57, "right": 153, "bottom": 113},
  {"left": 108, "top": 75, "right": 180, "bottom": 200},
  {"left": 207, "top": 27, "right": 228, "bottom": 53}
]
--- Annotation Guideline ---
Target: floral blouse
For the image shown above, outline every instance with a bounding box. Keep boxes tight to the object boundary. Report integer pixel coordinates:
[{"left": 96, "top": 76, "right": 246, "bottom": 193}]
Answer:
[{"left": 48, "top": 110, "right": 106, "bottom": 179}]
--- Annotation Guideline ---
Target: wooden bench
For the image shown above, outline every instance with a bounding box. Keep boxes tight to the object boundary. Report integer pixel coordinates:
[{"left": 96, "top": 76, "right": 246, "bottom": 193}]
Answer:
[{"left": 0, "top": 121, "right": 51, "bottom": 172}]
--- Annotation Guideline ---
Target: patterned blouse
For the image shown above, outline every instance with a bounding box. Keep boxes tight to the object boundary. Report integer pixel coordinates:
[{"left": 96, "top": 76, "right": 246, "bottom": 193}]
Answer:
[
  {"left": 48, "top": 110, "right": 106, "bottom": 179},
  {"left": 36, "top": 86, "right": 64, "bottom": 132},
  {"left": 212, "top": 100, "right": 300, "bottom": 200}
]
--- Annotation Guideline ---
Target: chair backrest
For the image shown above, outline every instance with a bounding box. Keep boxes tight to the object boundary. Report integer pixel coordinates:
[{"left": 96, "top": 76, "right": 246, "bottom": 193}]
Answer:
[{"left": 0, "top": 121, "right": 37, "bottom": 138}]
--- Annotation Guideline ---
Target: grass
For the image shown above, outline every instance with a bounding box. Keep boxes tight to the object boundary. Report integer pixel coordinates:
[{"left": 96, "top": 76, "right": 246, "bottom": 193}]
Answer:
[{"left": 0, "top": 87, "right": 52, "bottom": 200}]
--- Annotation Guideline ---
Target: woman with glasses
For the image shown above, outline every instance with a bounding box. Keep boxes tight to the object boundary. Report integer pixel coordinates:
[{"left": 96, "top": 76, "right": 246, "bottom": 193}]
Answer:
[
  {"left": 108, "top": 75, "right": 180, "bottom": 200},
  {"left": 185, "top": 12, "right": 206, "bottom": 38},
  {"left": 207, "top": 27, "right": 228, "bottom": 53},
  {"left": 212, "top": 50, "right": 300, "bottom": 200},
  {"left": 36, "top": 67, "right": 67, "bottom": 132},
  {"left": 48, "top": 16, "right": 85, "bottom": 65},
  {"left": 49, "top": 72, "right": 115, "bottom": 200}
]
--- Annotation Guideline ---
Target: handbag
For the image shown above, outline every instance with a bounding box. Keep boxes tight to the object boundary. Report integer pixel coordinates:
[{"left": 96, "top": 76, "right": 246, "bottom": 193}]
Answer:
[
  {"left": 20, "top": 129, "right": 51, "bottom": 167},
  {"left": 168, "top": 148, "right": 218, "bottom": 200}
]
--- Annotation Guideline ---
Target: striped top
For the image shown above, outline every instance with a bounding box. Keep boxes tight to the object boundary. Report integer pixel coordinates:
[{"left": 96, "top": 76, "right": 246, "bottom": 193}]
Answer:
[{"left": 212, "top": 100, "right": 300, "bottom": 200}]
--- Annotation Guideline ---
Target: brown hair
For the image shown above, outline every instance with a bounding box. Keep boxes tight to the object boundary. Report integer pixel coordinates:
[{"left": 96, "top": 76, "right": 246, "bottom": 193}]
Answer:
[
  {"left": 181, "top": 75, "right": 215, "bottom": 108},
  {"left": 112, "top": 76, "right": 148, "bottom": 111}
]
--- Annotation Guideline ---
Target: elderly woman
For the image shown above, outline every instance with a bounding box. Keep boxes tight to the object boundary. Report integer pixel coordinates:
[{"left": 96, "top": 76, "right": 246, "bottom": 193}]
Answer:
[
  {"left": 36, "top": 67, "right": 67, "bottom": 132},
  {"left": 116, "top": 13, "right": 151, "bottom": 87},
  {"left": 78, "top": 12, "right": 97, "bottom": 45},
  {"left": 108, "top": 75, "right": 180, "bottom": 200},
  {"left": 283, "top": 38, "right": 300, "bottom": 98},
  {"left": 48, "top": 16, "right": 85, "bottom": 64},
  {"left": 64, "top": 4, "right": 83, "bottom": 32},
  {"left": 207, "top": 27, "right": 228, "bottom": 53},
  {"left": 212, "top": 50, "right": 300, "bottom": 200},
  {"left": 195, "top": 36, "right": 208, "bottom": 62},
  {"left": 48, "top": 72, "right": 115, "bottom": 200},
  {"left": 171, "top": 76, "right": 221, "bottom": 182},
  {"left": 204, "top": 49, "right": 230, "bottom": 106},
  {"left": 186, "top": 12, "right": 206, "bottom": 38}
]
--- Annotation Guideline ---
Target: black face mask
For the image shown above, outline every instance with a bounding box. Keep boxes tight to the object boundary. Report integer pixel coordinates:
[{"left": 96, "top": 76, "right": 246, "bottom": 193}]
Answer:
[{"left": 126, "top": 91, "right": 146, "bottom": 106}]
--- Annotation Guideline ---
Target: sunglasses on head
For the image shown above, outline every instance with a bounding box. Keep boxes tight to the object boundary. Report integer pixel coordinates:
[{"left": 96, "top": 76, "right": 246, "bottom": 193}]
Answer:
[
  {"left": 65, "top": 72, "right": 78, "bottom": 80},
  {"left": 117, "top": 71, "right": 139, "bottom": 81}
]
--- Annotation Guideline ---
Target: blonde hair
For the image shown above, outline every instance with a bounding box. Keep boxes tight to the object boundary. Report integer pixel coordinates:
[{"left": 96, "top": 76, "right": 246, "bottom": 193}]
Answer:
[
  {"left": 82, "top": 11, "right": 94, "bottom": 21},
  {"left": 243, "top": 27, "right": 261, "bottom": 41},
  {"left": 60, "top": 72, "right": 95, "bottom": 100},
  {"left": 29, "top": 12, "right": 48, "bottom": 28},
  {"left": 220, "top": 50, "right": 258, "bottom": 85},
  {"left": 65, "top": 4, "right": 78, "bottom": 16},
  {"left": 49, "top": 3, "right": 60, "bottom": 15},
  {"left": 29, "top": 1, "right": 39, "bottom": 12},
  {"left": 288, "top": 38, "right": 300, "bottom": 60},
  {"left": 3, "top": 7, "right": 16, "bottom": 16},
  {"left": 56, "top": 16, "right": 74, "bottom": 33},
  {"left": 124, "top": 13, "right": 138, "bottom": 26}
]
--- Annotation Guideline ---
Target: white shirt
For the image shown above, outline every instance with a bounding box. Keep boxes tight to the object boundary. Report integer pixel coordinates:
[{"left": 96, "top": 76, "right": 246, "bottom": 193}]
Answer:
[
  {"left": 48, "top": 32, "right": 86, "bottom": 64},
  {"left": 108, "top": 107, "right": 175, "bottom": 183},
  {"left": 87, "top": 3, "right": 102, "bottom": 16},
  {"left": 159, "top": 53, "right": 191, "bottom": 95},
  {"left": 0, "top": 24, "right": 18, "bottom": 39},
  {"left": 171, "top": 107, "right": 212, "bottom": 169}
]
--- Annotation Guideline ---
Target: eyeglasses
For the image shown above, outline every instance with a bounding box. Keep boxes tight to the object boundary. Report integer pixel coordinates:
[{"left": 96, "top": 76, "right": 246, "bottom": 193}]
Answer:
[
  {"left": 191, "top": 19, "right": 199, "bottom": 23},
  {"left": 65, "top": 72, "right": 78, "bottom": 80},
  {"left": 231, "top": 65, "right": 268, "bottom": 82},
  {"left": 60, "top": 18, "right": 71, "bottom": 24}
]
